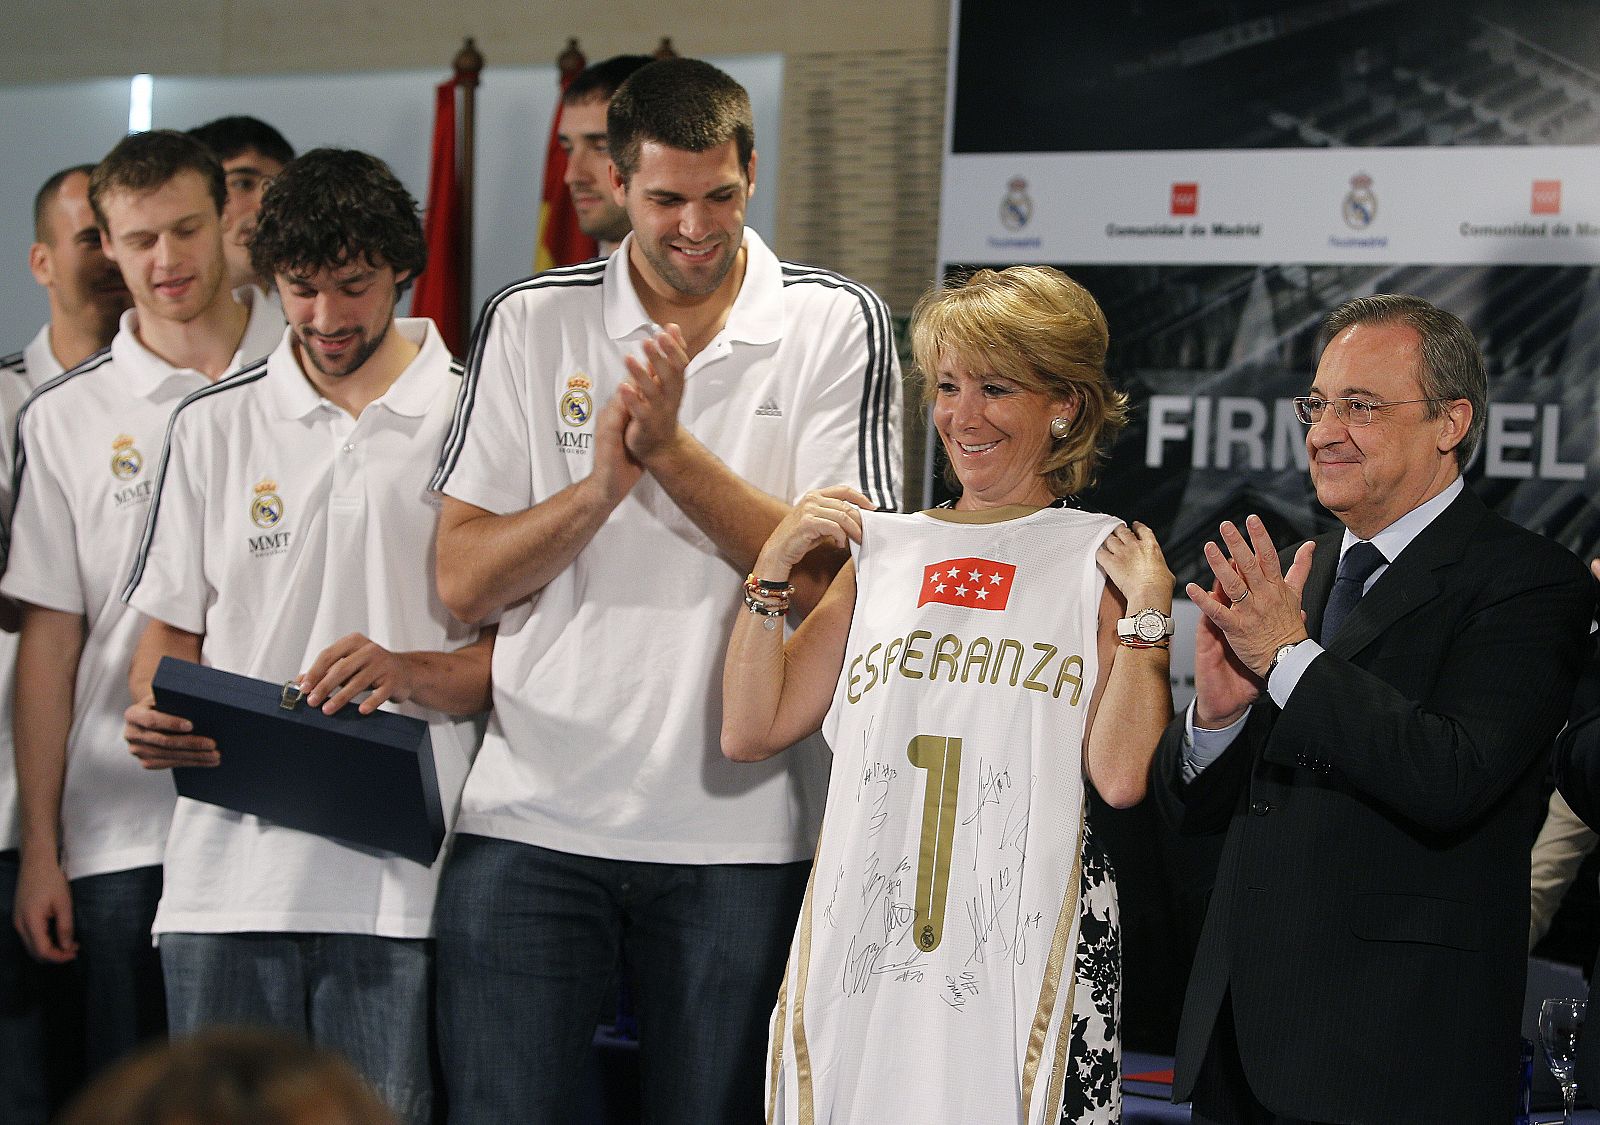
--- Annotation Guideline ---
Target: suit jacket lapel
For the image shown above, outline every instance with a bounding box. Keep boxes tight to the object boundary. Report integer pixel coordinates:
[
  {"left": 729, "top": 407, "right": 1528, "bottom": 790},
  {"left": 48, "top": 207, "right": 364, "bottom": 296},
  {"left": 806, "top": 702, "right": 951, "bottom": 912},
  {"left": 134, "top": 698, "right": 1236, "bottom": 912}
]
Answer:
[
  {"left": 1304, "top": 529, "right": 1341, "bottom": 641},
  {"left": 1324, "top": 487, "right": 1485, "bottom": 659}
]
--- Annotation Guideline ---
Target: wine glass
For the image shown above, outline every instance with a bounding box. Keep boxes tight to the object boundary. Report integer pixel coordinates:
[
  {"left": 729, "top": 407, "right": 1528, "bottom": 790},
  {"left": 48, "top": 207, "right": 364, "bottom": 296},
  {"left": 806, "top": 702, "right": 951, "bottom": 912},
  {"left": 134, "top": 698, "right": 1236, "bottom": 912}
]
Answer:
[{"left": 1539, "top": 996, "right": 1587, "bottom": 1125}]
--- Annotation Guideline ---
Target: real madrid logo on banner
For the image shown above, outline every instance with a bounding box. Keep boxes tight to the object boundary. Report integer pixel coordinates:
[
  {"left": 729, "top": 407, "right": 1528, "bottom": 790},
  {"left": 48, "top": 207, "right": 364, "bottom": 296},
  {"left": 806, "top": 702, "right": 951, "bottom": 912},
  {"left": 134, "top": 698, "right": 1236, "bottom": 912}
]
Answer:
[
  {"left": 110, "top": 434, "right": 143, "bottom": 481},
  {"left": 1000, "top": 177, "right": 1033, "bottom": 231},
  {"left": 1342, "top": 172, "right": 1377, "bottom": 230},
  {"left": 560, "top": 373, "right": 594, "bottom": 428},
  {"left": 250, "top": 478, "right": 285, "bottom": 529}
]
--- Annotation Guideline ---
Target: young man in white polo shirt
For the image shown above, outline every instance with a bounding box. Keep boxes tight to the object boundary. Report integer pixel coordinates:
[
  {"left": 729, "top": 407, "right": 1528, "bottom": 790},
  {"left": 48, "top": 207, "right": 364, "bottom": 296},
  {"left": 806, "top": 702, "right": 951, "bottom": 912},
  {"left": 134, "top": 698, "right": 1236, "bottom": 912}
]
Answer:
[
  {"left": 4, "top": 130, "right": 282, "bottom": 1080},
  {"left": 431, "top": 58, "right": 901, "bottom": 1122},
  {"left": 0, "top": 162, "right": 131, "bottom": 1123},
  {"left": 120, "top": 148, "right": 492, "bottom": 1125}
]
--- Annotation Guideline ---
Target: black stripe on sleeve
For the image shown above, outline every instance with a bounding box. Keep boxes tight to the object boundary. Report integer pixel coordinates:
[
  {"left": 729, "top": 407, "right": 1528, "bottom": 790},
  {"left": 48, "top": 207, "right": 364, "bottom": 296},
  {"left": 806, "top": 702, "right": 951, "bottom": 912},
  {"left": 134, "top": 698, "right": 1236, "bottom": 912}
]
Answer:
[
  {"left": 430, "top": 262, "right": 607, "bottom": 494},
  {"left": 780, "top": 265, "right": 900, "bottom": 512},
  {"left": 120, "top": 360, "right": 270, "bottom": 604}
]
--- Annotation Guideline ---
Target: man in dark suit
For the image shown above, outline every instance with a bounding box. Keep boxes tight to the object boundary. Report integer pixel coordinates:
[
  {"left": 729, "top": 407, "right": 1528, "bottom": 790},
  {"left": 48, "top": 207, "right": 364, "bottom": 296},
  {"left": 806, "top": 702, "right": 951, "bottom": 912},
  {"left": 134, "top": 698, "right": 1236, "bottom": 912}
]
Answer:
[
  {"left": 1551, "top": 575, "right": 1600, "bottom": 1101},
  {"left": 1155, "top": 293, "right": 1595, "bottom": 1124}
]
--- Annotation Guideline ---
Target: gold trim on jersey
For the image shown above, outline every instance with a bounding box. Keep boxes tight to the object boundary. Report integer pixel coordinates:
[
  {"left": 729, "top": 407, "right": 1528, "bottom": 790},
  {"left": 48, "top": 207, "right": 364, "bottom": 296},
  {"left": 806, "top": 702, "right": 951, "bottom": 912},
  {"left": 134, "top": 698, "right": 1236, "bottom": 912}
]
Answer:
[
  {"left": 921, "top": 503, "right": 1047, "bottom": 525},
  {"left": 907, "top": 734, "right": 963, "bottom": 951},
  {"left": 1021, "top": 803, "right": 1086, "bottom": 1122},
  {"left": 1044, "top": 965, "right": 1083, "bottom": 1120},
  {"left": 792, "top": 862, "right": 819, "bottom": 1125},
  {"left": 767, "top": 963, "right": 789, "bottom": 1124}
]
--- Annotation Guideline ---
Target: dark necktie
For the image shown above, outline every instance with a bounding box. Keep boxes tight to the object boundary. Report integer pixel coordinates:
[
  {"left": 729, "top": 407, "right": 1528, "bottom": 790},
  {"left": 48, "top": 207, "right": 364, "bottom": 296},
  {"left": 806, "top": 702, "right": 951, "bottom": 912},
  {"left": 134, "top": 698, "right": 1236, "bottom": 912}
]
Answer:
[{"left": 1321, "top": 541, "right": 1386, "bottom": 643}]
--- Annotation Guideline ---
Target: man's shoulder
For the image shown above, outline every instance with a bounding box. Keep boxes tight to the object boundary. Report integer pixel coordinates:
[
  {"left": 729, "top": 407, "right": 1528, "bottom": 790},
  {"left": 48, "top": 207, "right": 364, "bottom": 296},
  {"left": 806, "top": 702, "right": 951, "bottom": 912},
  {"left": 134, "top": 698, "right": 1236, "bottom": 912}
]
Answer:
[
  {"left": 165, "top": 357, "right": 274, "bottom": 432},
  {"left": 482, "top": 261, "right": 610, "bottom": 322},
  {"left": 1424, "top": 490, "right": 1591, "bottom": 596},
  {"left": 0, "top": 349, "right": 24, "bottom": 378},
  {"left": 776, "top": 259, "right": 892, "bottom": 319},
  {"left": 18, "top": 346, "right": 117, "bottom": 422}
]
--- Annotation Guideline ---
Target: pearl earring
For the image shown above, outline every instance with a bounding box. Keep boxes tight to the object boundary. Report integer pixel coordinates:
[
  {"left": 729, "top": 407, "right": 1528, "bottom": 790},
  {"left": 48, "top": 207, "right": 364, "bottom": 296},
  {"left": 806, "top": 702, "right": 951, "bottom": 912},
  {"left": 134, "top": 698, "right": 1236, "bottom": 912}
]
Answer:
[{"left": 1049, "top": 416, "right": 1070, "bottom": 439}]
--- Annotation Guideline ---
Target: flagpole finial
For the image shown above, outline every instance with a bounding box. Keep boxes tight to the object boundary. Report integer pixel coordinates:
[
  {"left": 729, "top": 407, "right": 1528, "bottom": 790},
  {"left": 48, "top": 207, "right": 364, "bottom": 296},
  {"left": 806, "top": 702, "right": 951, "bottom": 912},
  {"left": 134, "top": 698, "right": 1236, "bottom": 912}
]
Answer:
[
  {"left": 653, "top": 37, "right": 678, "bottom": 59},
  {"left": 454, "top": 37, "right": 484, "bottom": 87},
  {"left": 558, "top": 38, "right": 587, "bottom": 79}
]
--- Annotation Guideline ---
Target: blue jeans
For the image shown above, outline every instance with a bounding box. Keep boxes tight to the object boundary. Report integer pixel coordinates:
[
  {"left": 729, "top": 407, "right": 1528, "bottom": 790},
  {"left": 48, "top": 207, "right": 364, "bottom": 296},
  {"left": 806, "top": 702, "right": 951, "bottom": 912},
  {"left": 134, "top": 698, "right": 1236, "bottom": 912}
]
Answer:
[
  {"left": 0, "top": 850, "right": 82, "bottom": 1125},
  {"left": 71, "top": 865, "right": 165, "bottom": 1078},
  {"left": 435, "top": 835, "right": 809, "bottom": 1125},
  {"left": 159, "top": 932, "right": 434, "bottom": 1125}
]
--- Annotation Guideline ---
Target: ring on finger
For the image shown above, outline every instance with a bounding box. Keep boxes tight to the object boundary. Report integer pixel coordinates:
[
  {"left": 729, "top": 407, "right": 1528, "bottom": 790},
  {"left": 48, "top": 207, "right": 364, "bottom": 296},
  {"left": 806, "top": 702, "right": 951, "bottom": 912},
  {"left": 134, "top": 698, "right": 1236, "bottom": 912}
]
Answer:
[{"left": 1232, "top": 588, "right": 1250, "bottom": 603}]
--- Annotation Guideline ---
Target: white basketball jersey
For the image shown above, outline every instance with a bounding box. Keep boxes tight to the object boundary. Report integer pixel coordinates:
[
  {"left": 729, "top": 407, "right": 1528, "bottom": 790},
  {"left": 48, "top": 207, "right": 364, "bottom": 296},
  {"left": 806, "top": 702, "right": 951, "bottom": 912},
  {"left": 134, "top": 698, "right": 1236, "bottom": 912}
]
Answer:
[{"left": 769, "top": 505, "right": 1120, "bottom": 1125}]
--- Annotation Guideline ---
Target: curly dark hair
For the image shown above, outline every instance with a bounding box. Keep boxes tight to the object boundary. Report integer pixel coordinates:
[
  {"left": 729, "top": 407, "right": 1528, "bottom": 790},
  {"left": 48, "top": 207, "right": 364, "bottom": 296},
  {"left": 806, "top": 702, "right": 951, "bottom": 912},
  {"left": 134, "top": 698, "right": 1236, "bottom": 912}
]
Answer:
[
  {"left": 250, "top": 148, "right": 425, "bottom": 294},
  {"left": 606, "top": 58, "right": 754, "bottom": 180}
]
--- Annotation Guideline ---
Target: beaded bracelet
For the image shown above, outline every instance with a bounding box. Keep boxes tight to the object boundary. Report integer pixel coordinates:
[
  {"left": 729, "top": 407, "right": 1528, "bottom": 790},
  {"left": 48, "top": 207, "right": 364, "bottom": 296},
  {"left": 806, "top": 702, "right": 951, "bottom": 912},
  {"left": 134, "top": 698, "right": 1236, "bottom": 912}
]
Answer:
[{"left": 745, "top": 573, "right": 795, "bottom": 599}]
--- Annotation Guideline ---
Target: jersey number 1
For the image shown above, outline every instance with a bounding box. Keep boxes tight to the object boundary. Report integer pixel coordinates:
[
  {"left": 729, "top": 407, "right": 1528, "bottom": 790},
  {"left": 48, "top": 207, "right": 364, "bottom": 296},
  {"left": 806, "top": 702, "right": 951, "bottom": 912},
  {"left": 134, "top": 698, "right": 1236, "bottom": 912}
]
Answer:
[{"left": 907, "top": 733, "right": 962, "bottom": 952}]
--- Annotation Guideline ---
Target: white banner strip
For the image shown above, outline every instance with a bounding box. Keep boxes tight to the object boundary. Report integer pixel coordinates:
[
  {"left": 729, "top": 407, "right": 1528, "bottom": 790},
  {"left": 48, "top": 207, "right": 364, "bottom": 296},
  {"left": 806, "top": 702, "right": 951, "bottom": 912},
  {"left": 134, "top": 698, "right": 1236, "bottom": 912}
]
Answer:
[{"left": 939, "top": 147, "right": 1600, "bottom": 265}]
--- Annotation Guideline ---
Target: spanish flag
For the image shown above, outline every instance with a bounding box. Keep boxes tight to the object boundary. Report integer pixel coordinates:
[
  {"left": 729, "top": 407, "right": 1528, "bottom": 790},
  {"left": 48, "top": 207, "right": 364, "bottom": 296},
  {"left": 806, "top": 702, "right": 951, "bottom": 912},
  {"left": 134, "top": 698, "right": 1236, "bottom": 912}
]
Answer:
[
  {"left": 534, "top": 59, "right": 598, "bottom": 271},
  {"left": 412, "top": 77, "right": 465, "bottom": 354}
]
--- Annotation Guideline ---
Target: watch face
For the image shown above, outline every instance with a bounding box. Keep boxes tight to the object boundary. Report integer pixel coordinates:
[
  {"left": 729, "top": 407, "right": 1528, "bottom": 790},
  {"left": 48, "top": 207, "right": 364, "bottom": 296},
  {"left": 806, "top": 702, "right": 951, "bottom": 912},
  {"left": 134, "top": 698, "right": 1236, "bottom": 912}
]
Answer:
[{"left": 1135, "top": 610, "right": 1165, "bottom": 642}]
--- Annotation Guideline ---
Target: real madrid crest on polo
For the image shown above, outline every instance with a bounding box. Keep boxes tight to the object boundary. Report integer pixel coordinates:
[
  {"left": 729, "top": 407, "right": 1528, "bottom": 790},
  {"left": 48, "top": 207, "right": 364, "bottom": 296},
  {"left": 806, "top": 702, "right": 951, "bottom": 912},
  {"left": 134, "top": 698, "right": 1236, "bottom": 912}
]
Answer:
[
  {"left": 110, "top": 433, "right": 154, "bottom": 510},
  {"left": 247, "top": 478, "right": 290, "bottom": 559},
  {"left": 557, "top": 372, "right": 595, "bottom": 456},
  {"left": 111, "top": 433, "right": 143, "bottom": 479},
  {"left": 251, "top": 478, "right": 284, "bottom": 527}
]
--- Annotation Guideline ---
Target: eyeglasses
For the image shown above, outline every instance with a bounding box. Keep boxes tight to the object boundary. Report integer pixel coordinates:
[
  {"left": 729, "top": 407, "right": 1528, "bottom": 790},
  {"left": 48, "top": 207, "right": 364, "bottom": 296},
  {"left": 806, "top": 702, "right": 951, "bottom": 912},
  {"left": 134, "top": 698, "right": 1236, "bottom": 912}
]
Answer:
[{"left": 1292, "top": 396, "right": 1445, "bottom": 427}]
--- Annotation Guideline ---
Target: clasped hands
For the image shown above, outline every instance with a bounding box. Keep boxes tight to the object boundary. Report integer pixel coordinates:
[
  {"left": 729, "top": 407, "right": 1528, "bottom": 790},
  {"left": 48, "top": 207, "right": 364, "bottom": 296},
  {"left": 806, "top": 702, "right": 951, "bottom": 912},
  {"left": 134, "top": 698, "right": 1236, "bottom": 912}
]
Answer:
[
  {"left": 590, "top": 324, "right": 692, "bottom": 503},
  {"left": 1186, "top": 515, "right": 1315, "bottom": 727}
]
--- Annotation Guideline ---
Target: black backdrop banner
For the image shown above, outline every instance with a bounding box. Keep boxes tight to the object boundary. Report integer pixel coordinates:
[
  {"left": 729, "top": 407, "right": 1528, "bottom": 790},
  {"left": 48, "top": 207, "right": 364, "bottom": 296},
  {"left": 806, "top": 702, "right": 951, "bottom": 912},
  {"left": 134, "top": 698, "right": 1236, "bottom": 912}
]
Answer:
[{"left": 938, "top": 0, "right": 1600, "bottom": 585}]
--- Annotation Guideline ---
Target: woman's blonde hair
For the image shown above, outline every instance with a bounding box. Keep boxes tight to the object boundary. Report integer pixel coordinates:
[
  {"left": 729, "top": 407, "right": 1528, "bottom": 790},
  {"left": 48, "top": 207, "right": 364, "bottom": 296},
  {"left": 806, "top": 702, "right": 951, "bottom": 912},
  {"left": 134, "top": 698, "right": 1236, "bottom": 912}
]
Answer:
[{"left": 911, "top": 265, "right": 1127, "bottom": 498}]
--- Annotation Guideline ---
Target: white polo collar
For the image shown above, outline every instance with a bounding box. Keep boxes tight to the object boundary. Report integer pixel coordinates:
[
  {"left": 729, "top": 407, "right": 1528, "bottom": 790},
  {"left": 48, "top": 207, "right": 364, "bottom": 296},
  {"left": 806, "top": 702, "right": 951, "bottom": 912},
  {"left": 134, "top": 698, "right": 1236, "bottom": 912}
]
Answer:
[
  {"left": 264, "top": 318, "right": 447, "bottom": 421},
  {"left": 601, "top": 227, "right": 784, "bottom": 348},
  {"left": 22, "top": 324, "right": 63, "bottom": 387},
  {"left": 110, "top": 285, "right": 282, "bottom": 399}
]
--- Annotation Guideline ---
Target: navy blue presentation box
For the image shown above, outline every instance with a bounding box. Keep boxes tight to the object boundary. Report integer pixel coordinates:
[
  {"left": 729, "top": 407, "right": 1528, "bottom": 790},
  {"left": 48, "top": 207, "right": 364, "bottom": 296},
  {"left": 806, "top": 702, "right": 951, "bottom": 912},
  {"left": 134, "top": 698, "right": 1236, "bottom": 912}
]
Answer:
[{"left": 151, "top": 656, "right": 446, "bottom": 866}]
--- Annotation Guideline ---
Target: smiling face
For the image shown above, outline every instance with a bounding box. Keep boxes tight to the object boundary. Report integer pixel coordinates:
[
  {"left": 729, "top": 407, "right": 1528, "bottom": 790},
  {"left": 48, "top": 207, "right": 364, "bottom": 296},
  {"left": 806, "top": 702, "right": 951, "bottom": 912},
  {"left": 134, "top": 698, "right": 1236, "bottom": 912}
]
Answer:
[
  {"left": 931, "top": 350, "right": 1071, "bottom": 510},
  {"left": 278, "top": 259, "right": 404, "bottom": 380},
  {"left": 1306, "top": 320, "right": 1470, "bottom": 539},
  {"left": 613, "top": 138, "right": 752, "bottom": 301},
  {"left": 560, "top": 97, "right": 630, "bottom": 245},
  {"left": 97, "top": 169, "right": 230, "bottom": 327}
]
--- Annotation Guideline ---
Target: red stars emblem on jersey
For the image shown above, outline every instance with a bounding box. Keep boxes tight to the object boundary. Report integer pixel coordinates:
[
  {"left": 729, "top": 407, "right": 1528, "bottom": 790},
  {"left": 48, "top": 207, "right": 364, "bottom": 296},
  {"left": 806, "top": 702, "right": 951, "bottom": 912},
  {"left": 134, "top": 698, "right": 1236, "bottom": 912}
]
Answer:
[{"left": 918, "top": 557, "right": 1016, "bottom": 610}]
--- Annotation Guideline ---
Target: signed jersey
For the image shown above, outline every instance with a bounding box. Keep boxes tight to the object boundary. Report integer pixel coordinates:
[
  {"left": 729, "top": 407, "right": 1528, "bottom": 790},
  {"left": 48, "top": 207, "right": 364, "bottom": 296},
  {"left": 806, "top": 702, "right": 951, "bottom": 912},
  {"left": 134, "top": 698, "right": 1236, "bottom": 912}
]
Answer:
[{"left": 770, "top": 504, "right": 1119, "bottom": 1124}]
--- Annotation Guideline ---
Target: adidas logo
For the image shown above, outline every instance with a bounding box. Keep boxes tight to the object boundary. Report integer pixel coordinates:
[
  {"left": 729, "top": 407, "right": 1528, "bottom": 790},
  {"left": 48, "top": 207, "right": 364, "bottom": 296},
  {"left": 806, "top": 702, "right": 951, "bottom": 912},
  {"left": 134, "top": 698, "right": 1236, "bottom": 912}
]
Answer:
[{"left": 755, "top": 399, "right": 783, "bottom": 417}]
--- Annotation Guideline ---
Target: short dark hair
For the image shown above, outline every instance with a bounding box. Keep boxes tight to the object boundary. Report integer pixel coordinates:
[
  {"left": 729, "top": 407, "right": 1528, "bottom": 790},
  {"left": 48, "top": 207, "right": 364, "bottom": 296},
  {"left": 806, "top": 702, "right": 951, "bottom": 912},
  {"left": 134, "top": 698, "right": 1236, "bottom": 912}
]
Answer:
[
  {"left": 250, "top": 148, "right": 426, "bottom": 295},
  {"left": 89, "top": 131, "right": 226, "bottom": 230},
  {"left": 564, "top": 55, "right": 654, "bottom": 106},
  {"left": 1315, "top": 293, "right": 1488, "bottom": 467},
  {"left": 186, "top": 115, "right": 295, "bottom": 167},
  {"left": 33, "top": 163, "right": 97, "bottom": 242},
  {"left": 606, "top": 58, "right": 754, "bottom": 180}
]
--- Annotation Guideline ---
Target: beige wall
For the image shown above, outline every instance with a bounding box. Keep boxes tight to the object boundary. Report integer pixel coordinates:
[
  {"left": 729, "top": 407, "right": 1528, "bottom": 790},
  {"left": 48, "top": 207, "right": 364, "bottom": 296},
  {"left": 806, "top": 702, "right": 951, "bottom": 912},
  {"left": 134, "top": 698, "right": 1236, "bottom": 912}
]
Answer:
[{"left": 7, "top": 1, "right": 948, "bottom": 82}]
